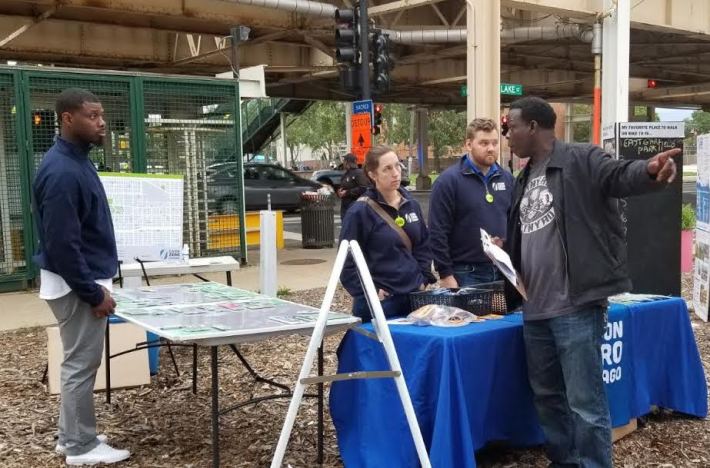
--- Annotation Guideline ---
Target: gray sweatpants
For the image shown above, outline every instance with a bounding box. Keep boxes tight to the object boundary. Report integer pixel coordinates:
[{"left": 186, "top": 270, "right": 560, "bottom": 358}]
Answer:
[{"left": 47, "top": 291, "right": 106, "bottom": 456}]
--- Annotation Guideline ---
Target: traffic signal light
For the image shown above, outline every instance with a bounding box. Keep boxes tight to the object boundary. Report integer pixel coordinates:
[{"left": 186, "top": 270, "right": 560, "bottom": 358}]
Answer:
[
  {"left": 373, "top": 103, "right": 383, "bottom": 135},
  {"left": 371, "top": 30, "right": 393, "bottom": 92},
  {"left": 501, "top": 115, "right": 509, "bottom": 137},
  {"left": 647, "top": 79, "right": 657, "bottom": 89},
  {"left": 335, "top": 8, "right": 359, "bottom": 92},
  {"left": 335, "top": 8, "right": 358, "bottom": 64},
  {"left": 31, "top": 109, "right": 56, "bottom": 153}
]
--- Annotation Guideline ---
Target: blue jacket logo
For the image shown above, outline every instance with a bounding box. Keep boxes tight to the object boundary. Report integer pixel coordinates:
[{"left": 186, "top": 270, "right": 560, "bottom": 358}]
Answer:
[{"left": 160, "top": 248, "right": 180, "bottom": 260}]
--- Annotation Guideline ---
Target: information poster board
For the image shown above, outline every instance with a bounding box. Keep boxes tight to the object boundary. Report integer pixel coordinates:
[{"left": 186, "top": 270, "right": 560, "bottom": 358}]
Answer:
[
  {"left": 100, "top": 173, "right": 183, "bottom": 262},
  {"left": 696, "top": 134, "right": 710, "bottom": 232},
  {"left": 602, "top": 124, "right": 617, "bottom": 157},
  {"left": 693, "top": 229, "right": 710, "bottom": 321},
  {"left": 693, "top": 133, "right": 710, "bottom": 321}
]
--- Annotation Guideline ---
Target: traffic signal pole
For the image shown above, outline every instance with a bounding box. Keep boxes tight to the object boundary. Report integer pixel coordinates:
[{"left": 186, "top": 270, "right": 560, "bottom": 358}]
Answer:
[{"left": 358, "top": 0, "right": 370, "bottom": 101}]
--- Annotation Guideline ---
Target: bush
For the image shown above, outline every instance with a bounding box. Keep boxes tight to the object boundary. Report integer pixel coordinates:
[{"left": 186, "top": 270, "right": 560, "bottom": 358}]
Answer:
[{"left": 682, "top": 203, "right": 696, "bottom": 231}]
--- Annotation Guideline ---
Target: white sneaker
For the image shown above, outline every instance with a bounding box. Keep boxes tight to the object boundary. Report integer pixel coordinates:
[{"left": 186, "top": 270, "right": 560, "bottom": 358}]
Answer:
[
  {"left": 55, "top": 434, "right": 108, "bottom": 454},
  {"left": 65, "top": 443, "right": 130, "bottom": 465}
]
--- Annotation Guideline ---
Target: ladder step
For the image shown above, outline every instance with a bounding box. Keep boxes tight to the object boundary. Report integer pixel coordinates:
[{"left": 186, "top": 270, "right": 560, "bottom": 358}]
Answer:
[
  {"left": 352, "top": 326, "right": 379, "bottom": 341},
  {"left": 300, "top": 370, "right": 400, "bottom": 385}
]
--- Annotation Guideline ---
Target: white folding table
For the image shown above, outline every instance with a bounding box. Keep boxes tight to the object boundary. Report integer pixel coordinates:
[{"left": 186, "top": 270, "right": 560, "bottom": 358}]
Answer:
[{"left": 112, "top": 282, "right": 360, "bottom": 468}]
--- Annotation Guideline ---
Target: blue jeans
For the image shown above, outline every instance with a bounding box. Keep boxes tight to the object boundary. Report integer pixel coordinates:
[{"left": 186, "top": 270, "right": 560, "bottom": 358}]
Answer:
[
  {"left": 453, "top": 263, "right": 501, "bottom": 287},
  {"left": 352, "top": 294, "right": 410, "bottom": 323},
  {"left": 523, "top": 306, "right": 612, "bottom": 468}
]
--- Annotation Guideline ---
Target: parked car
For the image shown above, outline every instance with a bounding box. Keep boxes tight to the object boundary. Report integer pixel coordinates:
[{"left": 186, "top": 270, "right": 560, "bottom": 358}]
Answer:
[
  {"left": 207, "top": 162, "right": 322, "bottom": 213},
  {"left": 311, "top": 169, "right": 345, "bottom": 190},
  {"left": 311, "top": 161, "right": 410, "bottom": 190}
]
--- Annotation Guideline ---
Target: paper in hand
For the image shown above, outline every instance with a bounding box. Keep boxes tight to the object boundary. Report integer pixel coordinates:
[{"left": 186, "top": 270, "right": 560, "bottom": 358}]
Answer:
[{"left": 480, "top": 229, "right": 527, "bottom": 300}]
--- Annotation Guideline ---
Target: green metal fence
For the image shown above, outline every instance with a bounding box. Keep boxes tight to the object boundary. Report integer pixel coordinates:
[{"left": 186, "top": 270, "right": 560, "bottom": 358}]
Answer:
[
  {"left": 142, "top": 79, "right": 244, "bottom": 259},
  {"left": 0, "top": 67, "right": 246, "bottom": 291},
  {"left": 0, "top": 71, "right": 29, "bottom": 290}
]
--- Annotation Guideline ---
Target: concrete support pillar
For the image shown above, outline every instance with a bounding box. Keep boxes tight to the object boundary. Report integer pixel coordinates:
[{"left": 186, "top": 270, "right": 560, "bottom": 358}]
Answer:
[
  {"left": 602, "top": 0, "right": 631, "bottom": 128},
  {"left": 466, "top": 0, "right": 500, "bottom": 122}
]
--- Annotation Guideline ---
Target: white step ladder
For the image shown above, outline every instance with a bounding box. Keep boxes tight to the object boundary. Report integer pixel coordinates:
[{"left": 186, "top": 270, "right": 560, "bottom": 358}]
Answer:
[{"left": 270, "top": 240, "right": 431, "bottom": 468}]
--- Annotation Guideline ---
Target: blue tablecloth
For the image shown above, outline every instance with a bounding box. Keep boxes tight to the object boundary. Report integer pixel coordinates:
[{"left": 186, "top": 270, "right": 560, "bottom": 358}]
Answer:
[{"left": 330, "top": 298, "right": 707, "bottom": 468}]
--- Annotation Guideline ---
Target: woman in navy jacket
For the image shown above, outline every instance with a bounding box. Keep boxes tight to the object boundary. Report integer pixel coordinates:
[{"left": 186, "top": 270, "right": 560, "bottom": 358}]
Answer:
[{"left": 339, "top": 145, "right": 436, "bottom": 321}]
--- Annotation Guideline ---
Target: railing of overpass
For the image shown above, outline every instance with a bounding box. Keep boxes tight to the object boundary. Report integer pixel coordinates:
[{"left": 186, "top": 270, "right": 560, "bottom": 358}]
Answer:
[
  {"left": 0, "top": 68, "right": 248, "bottom": 292},
  {"left": 241, "top": 97, "right": 297, "bottom": 156}
]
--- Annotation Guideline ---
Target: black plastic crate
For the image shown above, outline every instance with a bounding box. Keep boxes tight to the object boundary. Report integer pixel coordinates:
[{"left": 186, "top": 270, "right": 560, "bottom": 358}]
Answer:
[
  {"left": 409, "top": 287, "right": 494, "bottom": 315},
  {"left": 473, "top": 281, "right": 508, "bottom": 314}
]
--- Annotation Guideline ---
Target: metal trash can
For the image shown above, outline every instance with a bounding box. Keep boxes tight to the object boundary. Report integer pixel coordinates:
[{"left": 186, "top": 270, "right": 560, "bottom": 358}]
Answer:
[{"left": 300, "top": 193, "right": 335, "bottom": 248}]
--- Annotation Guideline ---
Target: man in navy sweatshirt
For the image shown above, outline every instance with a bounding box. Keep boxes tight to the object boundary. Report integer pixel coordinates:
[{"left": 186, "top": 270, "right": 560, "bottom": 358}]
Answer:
[
  {"left": 33, "top": 88, "right": 130, "bottom": 465},
  {"left": 429, "top": 118, "right": 514, "bottom": 288}
]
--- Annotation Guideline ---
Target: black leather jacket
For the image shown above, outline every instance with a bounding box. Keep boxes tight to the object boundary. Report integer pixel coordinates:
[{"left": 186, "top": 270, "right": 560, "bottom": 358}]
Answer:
[
  {"left": 340, "top": 168, "right": 370, "bottom": 215},
  {"left": 505, "top": 140, "right": 665, "bottom": 311}
]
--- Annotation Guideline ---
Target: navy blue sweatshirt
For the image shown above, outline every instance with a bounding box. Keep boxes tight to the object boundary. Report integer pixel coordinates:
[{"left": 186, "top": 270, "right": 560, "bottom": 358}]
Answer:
[
  {"left": 429, "top": 155, "right": 514, "bottom": 278},
  {"left": 32, "top": 137, "right": 118, "bottom": 306},
  {"left": 339, "top": 187, "right": 436, "bottom": 298}
]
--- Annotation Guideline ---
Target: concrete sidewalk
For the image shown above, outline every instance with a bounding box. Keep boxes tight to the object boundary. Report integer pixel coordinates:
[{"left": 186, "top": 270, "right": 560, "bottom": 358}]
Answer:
[{"left": 0, "top": 240, "right": 338, "bottom": 332}]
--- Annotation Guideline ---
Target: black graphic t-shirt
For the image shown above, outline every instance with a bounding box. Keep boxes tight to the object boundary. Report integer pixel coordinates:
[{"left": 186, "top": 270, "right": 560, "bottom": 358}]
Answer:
[{"left": 520, "top": 159, "right": 577, "bottom": 320}]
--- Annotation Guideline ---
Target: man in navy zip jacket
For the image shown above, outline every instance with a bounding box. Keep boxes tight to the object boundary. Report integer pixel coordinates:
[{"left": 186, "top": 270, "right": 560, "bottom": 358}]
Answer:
[
  {"left": 429, "top": 118, "right": 514, "bottom": 288},
  {"left": 339, "top": 146, "right": 436, "bottom": 321},
  {"left": 33, "top": 88, "right": 130, "bottom": 465}
]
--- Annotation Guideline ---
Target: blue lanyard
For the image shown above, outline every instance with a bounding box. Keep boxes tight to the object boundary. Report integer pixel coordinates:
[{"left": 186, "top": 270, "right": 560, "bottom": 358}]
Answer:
[
  {"left": 464, "top": 157, "right": 498, "bottom": 184},
  {"left": 465, "top": 157, "right": 499, "bottom": 203}
]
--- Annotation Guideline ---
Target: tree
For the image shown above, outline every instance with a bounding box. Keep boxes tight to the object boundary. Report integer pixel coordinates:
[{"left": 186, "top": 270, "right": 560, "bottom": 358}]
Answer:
[
  {"left": 429, "top": 110, "right": 466, "bottom": 171},
  {"left": 283, "top": 114, "right": 309, "bottom": 168},
  {"left": 290, "top": 102, "right": 346, "bottom": 161},
  {"left": 571, "top": 104, "right": 592, "bottom": 143},
  {"left": 685, "top": 110, "right": 710, "bottom": 138},
  {"left": 381, "top": 104, "right": 412, "bottom": 146}
]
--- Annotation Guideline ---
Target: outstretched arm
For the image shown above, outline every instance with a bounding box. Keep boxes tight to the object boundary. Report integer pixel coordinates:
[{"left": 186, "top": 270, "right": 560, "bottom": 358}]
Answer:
[{"left": 592, "top": 147, "right": 679, "bottom": 198}]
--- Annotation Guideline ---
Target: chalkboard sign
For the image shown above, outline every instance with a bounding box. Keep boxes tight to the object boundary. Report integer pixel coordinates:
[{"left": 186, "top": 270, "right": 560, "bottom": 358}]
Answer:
[{"left": 616, "top": 122, "right": 683, "bottom": 296}]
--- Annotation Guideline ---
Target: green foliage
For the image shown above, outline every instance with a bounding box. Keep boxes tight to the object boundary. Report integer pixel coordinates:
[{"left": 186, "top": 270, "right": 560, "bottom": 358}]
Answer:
[
  {"left": 277, "top": 286, "right": 292, "bottom": 298},
  {"left": 381, "top": 104, "right": 412, "bottom": 145},
  {"left": 681, "top": 203, "right": 696, "bottom": 231},
  {"left": 287, "top": 102, "right": 346, "bottom": 161},
  {"left": 429, "top": 110, "right": 466, "bottom": 156},
  {"left": 684, "top": 110, "right": 710, "bottom": 138},
  {"left": 570, "top": 104, "right": 592, "bottom": 143},
  {"left": 572, "top": 122, "right": 591, "bottom": 143},
  {"left": 572, "top": 103, "right": 592, "bottom": 115}
]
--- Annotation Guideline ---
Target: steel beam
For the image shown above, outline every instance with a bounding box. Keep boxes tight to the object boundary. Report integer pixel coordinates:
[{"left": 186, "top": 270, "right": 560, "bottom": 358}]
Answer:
[{"left": 369, "top": 0, "right": 447, "bottom": 16}]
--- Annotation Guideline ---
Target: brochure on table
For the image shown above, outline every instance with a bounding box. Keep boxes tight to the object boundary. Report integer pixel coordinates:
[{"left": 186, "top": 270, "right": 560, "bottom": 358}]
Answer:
[{"left": 113, "top": 282, "right": 355, "bottom": 342}]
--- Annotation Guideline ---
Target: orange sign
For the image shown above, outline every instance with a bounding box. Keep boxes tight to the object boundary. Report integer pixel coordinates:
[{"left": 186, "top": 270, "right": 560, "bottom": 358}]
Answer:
[{"left": 351, "top": 112, "right": 372, "bottom": 165}]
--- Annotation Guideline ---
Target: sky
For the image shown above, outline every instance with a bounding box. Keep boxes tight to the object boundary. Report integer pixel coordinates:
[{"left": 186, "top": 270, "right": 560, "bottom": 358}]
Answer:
[{"left": 655, "top": 107, "right": 695, "bottom": 122}]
